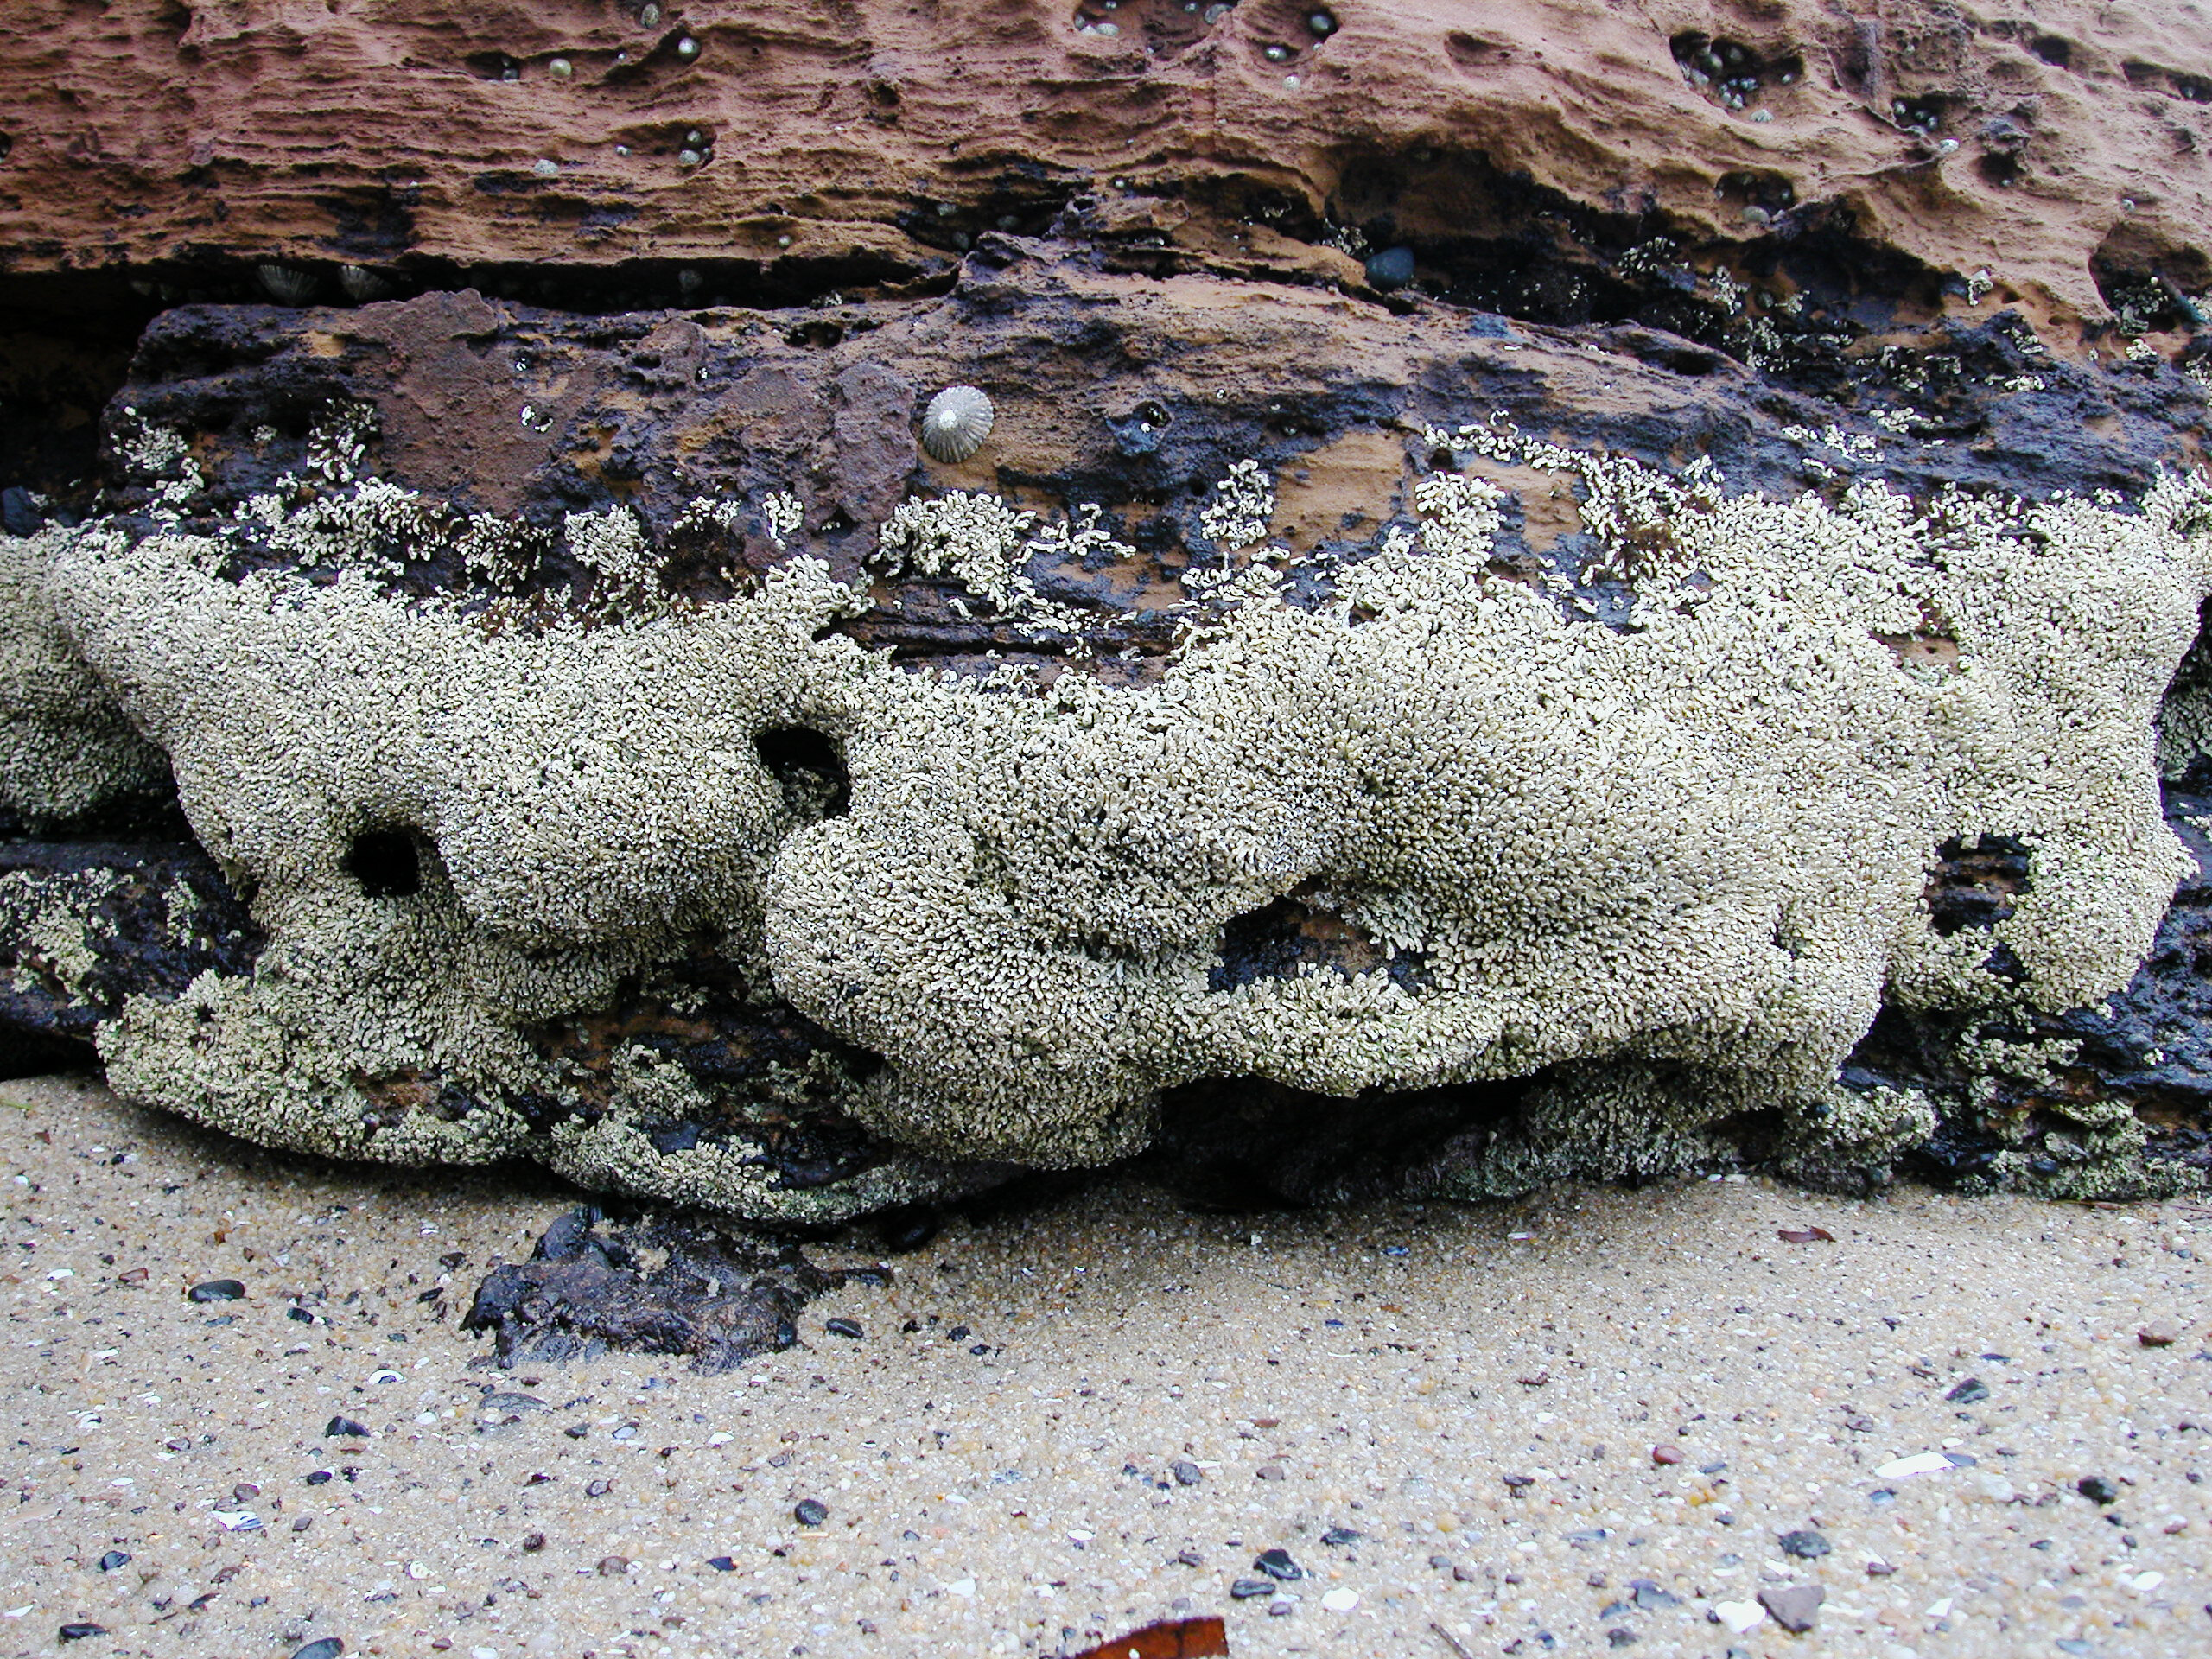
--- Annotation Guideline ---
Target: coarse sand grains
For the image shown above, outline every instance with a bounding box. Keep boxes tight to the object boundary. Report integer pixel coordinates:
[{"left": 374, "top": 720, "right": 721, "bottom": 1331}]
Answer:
[{"left": 1, "top": 1072, "right": 2206, "bottom": 1658}]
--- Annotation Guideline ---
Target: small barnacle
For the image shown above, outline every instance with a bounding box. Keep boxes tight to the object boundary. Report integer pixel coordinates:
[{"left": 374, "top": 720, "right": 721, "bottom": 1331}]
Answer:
[
  {"left": 676, "top": 35, "right": 701, "bottom": 60},
  {"left": 532, "top": 157, "right": 560, "bottom": 178},
  {"left": 678, "top": 149, "right": 702, "bottom": 168},
  {"left": 337, "top": 264, "right": 392, "bottom": 302},
  {"left": 1307, "top": 10, "right": 1338, "bottom": 38},
  {"left": 257, "top": 263, "right": 319, "bottom": 305},
  {"left": 547, "top": 56, "right": 573, "bottom": 79},
  {"left": 1262, "top": 42, "right": 1293, "bottom": 62},
  {"left": 638, "top": 2, "right": 661, "bottom": 24},
  {"left": 918, "top": 386, "right": 996, "bottom": 464}
]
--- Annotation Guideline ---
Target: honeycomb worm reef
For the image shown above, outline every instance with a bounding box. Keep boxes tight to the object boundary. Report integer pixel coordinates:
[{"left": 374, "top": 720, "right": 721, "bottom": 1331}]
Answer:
[{"left": 3, "top": 2, "right": 2212, "bottom": 1215}]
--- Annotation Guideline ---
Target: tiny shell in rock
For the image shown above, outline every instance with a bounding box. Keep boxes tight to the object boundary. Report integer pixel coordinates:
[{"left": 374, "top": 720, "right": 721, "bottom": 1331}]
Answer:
[{"left": 918, "top": 385, "right": 995, "bottom": 463}]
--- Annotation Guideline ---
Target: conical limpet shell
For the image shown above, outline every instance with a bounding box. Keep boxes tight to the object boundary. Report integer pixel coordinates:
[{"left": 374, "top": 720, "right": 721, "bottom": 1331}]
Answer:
[{"left": 919, "top": 385, "right": 995, "bottom": 463}]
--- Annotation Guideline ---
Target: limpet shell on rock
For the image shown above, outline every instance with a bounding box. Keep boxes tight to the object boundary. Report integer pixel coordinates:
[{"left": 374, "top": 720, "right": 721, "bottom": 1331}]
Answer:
[{"left": 919, "top": 385, "right": 995, "bottom": 463}]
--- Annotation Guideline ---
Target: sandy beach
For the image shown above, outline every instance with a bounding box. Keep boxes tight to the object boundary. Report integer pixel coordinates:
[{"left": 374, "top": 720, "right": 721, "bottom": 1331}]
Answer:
[{"left": 1, "top": 1071, "right": 2206, "bottom": 1659}]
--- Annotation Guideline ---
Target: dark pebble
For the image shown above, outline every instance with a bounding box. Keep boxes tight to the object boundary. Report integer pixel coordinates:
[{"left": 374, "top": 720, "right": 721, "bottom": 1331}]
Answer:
[
  {"left": 1230, "top": 1578, "right": 1274, "bottom": 1599},
  {"left": 1599, "top": 1600, "right": 1633, "bottom": 1620},
  {"left": 706, "top": 1555, "right": 735, "bottom": 1572},
  {"left": 826, "top": 1318, "right": 863, "bottom": 1340},
  {"left": 1364, "top": 245, "right": 1416, "bottom": 289},
  {"left": 522, "top": 1533, "right": 545, "bottom": 1553},
  {"left": 232, "top": 1482, "right": 260, "bottom": 1502},
  {"left": 1255, "top": 1548, "right": 1302, "bottom": 1581},
  {"left": 1171, "top": 1459, "right": 1203, "bottom": 1486},
  {"left": 292, "top": 1642, "right": 345, "bottom": 1659},
  {"left": 1630, "top": 1580, "right": 1681, "bottom": 1609},
  {"left": 1503, "top": 1473, "right": 1535, "bottom": 1492},
  {"left": 1267, "top": 1600, "right": 1294, "bottom": 1617},
  {"left": 1, "top": 486, "right": 43, "bottom": 537},
  {"left": 287, "top": 1306, "right": 315, "bottom": 1323},
  {"left": 304, "top": 1470, "right": 333, "bottom": 1484},
  {"left": 2078, "top": 1474, "right": 2120, "bottom": 1504},
  {"left": 596, "top": 1556, "right": 628, "bottom": 1577},
  {"left": 1174, "top": 1548, "right": 1204, "bottom": 1567},
  {"left": 946, "top": 1325, "right": 970, "bottom": 1342},
  {"left": 96, "top": 1551, "right": 130, "bottom": 1572},
  {"left": 1777, "top": 1529, "right": 1830, "bottom": 1560},
  {"left": 585, "top": 1479, "right": 613, "bottom": 1498},
  {"left": 1321, "top": 1527, "right": 1363, "bottom": 1547},
  {"left": 1606, "top": 1632, "right": 1637, "bottom": 1649},
  {"left": 323, "top": 1416, "right": 369, "bottom": 1438},
  {"left": 58, "top": 1624, "right": 107, "bottom": 1643},
  {"left": 877, "top": 1205, "right": 941, "bottom": 1253},
  {"left": 1945, "top": 1377, "right": 1990, "bottom": 1404},
  {"left": 188, "top": 1279, "right": 245, "bottom": 1303},
  {"left": 291, "top": 1516, "right": 312, "bottom": 1533},
  {"left": 794, "top": 1498, "right": 830, "bottom": 1527},
  {"left": 1758, "top": 1584, "right": 1824, "bottom": 1634},
  {"left": 482, "top": 1392, "right": 544, "bottom": 1412},
  {"left": 1453, "top": 1564, "right": 1482, "bottom": 1583}
]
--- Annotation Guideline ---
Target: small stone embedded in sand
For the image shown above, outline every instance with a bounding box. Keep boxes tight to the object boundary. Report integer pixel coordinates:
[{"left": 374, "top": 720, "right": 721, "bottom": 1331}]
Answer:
[
  {"left": 825, "top": 1317, "right": 863, "bottom": 1339},
  {"left": 95, "top": 1552, "right": 128, "bottom": 1572},
  {"left": 1171, "top": 1459, "right": 1202, "bottom": 1485},
  {"left": 1651, "top": 1444, "right": 1682, "bottom": 1465},
  {"left": 322, "top": 1415, "right": 367, "bottom": 1438},
  {"left": 1255, "top": 1462, "right": 1285, "bottom": 1480},
  {"left": 2139, "top": 1320, "right": 2179, "bottom": 1346},
  {"left": 793, "top": 1497, "right": 829, "bottom": 1526},
  {"left": 1230, "top": 1577, "right": 1272, "bottom": 1599},
  {"left": 1254, "top": 1548, "right": 1302, "bottom": 1580},
  {"left": 1758, "top": 1584, "right": 1824, "bottom": 1633},
  {"left": 1947, "top": 1376, "right": 1991, "bottom": 1403},
  {"left": 1320, "top": 1526, "right": 1362, "bottom": 1546},
  {"left": 584, "top": 1478, "right": 613, "bottom": 1497},
  {"left": 289, "top": 1641, "right": 343, "bottom": 1659},
  {"left": 2078, "top": 1474, "right": 2120, "bottom": 1503},
  {"left": 58, "top": 1624, "right": 107, "bottom": 1643},
  {"left": 188, "top": 1279, "right": 245, "bottom": 1302},
  {"left": 1777, "top": 1529, "right": 1830, "bottom": 1559}
]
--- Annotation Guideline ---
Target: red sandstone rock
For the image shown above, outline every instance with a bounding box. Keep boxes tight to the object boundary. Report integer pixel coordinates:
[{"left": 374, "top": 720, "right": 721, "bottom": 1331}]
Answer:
[{"left": 0, "top": 1, "right": 2206, "bottom": 332}]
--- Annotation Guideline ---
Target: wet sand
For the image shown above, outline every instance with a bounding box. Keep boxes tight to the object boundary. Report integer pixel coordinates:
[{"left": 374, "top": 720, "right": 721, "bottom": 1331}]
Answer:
[{"left": 1, "top": 1071, "right": 2206, "bottom": 1659}]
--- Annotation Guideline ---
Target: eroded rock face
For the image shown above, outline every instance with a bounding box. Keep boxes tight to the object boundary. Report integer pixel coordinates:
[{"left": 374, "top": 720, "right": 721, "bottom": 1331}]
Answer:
[{"left": 3, "top": 3, "right": 2210, "bottom": 1212}]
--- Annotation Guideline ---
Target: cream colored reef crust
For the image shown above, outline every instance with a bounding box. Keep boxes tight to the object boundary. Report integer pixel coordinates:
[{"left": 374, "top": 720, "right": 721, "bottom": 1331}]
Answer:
[
  {"left": 13, "top": 411, "right": 2212, "bottom": 1211},
  {"left": 0, "top": 528, "right": 168, "bottom": 826}
]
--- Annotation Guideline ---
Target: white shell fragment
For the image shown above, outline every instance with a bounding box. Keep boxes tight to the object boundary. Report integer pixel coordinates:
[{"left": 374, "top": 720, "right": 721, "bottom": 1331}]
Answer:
[
  {"left": 256, "top": 262, "right": 319, "bottom": 305},
  {"left": 1874, "top": 1451, "right": 1957, "bottom": 1478},
  {"left": 918, "top": 385, "right": 995, "bottom": 463}
]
